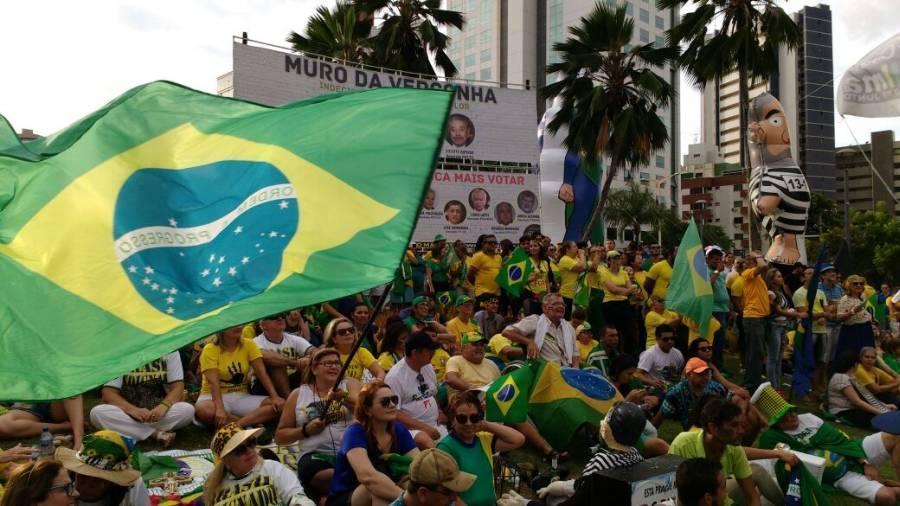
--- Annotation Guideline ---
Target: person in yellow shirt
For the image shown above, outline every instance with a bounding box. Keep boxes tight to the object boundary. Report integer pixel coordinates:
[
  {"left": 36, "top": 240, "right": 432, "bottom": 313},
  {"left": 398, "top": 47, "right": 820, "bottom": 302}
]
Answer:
[
  {"left": 600, "top": 250, "right": 640, "bottom": 356},
  {"left": 323, "top": 317, "right": 385, "bottom": 382},
  {"left": 575, "top": 323, "right": 599, "bottom": 363},
  {"left": 644, "top": 249, "right": 675, "bottom": 300},
  {"left": 489, "top": 333, "right": 524, "bottom": 362},
  {"left": 446, "top": 296, "right": 478, "bottom": 344},
  {"left": 645, "top": 296, "right": 681, "bottom": 349},
  {"left": 557, "top": 241, "right": 588, "bottom": 318},
  {"left": 523, "top": 238, "right": 552, "bottom": 316},
  {"left": 376, "top": 321, "right": 409, "bottom": 373},
  {"left": 467, "top": 235, "right": 502, "bottom": 297},
  {"left": 444, "top": 332, "right": 501, "bottom": 397},
  {"left": 740, "top": 252, "right": 770, "bottom": 392}
]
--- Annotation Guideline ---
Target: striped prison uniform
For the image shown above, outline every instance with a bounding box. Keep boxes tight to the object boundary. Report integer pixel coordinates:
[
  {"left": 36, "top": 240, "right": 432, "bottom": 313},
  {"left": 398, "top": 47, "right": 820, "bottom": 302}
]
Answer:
[{"left": 749, "top": 157, "right": 811, "bottom": 238}]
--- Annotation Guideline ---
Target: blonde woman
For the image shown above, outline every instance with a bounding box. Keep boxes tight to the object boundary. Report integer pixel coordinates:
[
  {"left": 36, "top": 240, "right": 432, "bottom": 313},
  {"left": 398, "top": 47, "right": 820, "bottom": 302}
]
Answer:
[{"left": 324, "top": 318, "right": 385, "bottom": 382}]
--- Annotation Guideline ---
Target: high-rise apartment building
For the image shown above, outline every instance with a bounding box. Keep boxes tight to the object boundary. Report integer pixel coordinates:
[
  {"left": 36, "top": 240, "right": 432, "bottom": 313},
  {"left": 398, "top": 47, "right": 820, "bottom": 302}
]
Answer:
[
  {"left": 836, "top": 130, "right": 900, "bottom": 216},
  {"left": 445, "top": 0, "right": 681, "bottom": 208}
]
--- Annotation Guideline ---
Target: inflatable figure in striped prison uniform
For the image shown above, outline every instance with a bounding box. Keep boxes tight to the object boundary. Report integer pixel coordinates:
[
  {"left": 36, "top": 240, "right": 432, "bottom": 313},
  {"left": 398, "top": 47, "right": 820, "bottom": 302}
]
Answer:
[{"left": 748, "top": 93, "right": 811, "bottom": 266}]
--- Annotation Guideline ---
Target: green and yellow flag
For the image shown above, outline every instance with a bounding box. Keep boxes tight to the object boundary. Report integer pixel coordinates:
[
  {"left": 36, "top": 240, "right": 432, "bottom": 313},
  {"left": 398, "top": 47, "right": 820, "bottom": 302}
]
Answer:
[
  {"left": 668, "top": 220, "right": 714, "bottom": 338},
  {"left": 0, "top": 82, "right": 452, "bottom": 400},
  {"left": 495, "top": 246, "right": 531, "bottom": 297}
]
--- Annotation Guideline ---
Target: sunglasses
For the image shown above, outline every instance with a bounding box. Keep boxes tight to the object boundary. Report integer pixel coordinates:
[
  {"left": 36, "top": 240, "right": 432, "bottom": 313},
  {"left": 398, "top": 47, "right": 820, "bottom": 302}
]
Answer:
[
  {"left": 378, "top": 395, "right": 400, "bottom": 408},
  {"left": 317, "top": 360, "right": 342, "bottom": 368},
  {"left": 231, "top": 438, "right": 258, "bottom": 456},
  {"left": 336, "top": 327, "right": 356, "bottom": 336},
  {"left": 455, "top": 413, "right": 484, "bottom": 425},
  {"left": 48, "top": 482, "right": 76, "bottom": 496},
  {"left": 696, "top": 346, "right": 712, "bottom": 352},
  {"left": 851, "top": 282, "right": 864, "bottom": 286}
]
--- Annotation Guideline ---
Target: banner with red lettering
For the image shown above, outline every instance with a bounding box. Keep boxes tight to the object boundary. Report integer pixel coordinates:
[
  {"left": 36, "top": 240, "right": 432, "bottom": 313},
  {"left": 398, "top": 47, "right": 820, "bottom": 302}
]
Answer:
[{"left": 415, "top": 170, "right": 541, "bottom": 245}]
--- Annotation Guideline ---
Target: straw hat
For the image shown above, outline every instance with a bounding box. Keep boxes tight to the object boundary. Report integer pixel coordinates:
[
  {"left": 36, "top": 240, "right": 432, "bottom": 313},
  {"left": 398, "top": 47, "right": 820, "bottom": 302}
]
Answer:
[
  {"left": 751, "top": 382, "right": 796, "bottom": 426},
  {"left": 211, "top": 422, "right": 264, "bottom": 461},
  {"left": 56, "top": 431, "right": 141, "bottom": 487}
]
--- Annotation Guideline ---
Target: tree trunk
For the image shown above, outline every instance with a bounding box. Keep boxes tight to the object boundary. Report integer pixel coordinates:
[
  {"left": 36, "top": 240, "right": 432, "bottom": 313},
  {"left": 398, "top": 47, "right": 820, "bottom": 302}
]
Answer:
[{"left": 581, "top": 159, "right": 619, "bottom": 243}]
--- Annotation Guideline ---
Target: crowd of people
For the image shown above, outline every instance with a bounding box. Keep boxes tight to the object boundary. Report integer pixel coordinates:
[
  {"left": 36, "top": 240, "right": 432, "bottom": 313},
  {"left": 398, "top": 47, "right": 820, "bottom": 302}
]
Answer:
[{"left": 2, "top": 232, "right": 900, "bottom": 505}]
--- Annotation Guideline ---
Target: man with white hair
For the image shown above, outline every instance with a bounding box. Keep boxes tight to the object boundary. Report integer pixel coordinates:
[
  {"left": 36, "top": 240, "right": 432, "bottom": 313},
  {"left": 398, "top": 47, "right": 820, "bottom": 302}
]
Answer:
[{"left": 502, "top": 293, "right": 578, "bottom": 368}]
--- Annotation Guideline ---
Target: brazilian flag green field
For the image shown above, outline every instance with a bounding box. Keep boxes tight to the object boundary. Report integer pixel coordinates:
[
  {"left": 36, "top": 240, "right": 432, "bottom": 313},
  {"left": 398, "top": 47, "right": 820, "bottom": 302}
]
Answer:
[{"left": 0, "top": 82, "right": 452, "bottom": 400}]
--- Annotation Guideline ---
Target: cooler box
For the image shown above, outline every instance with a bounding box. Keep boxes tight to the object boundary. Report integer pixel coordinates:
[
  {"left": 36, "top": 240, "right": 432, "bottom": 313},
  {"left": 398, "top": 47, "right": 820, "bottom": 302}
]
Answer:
[{"left": 593, "top": 454, "right": 683, "bottom": 506}]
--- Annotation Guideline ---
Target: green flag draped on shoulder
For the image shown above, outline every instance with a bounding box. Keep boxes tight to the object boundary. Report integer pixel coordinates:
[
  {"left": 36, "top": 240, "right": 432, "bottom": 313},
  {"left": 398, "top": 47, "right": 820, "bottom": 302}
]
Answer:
[
  {"left": 495, "top": 246, "right": 531, "bottom": 297},
  {"left": 0, "top": 82, "right": 453, "bottom": 400},
  {"left": 668, "top": 220, "right": 713, "bottom": 338}
]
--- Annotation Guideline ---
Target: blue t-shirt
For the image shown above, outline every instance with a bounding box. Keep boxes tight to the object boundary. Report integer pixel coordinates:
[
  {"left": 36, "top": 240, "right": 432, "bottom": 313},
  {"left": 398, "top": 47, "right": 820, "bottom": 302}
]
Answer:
[
  {"left": 819, "top": 282, "right": 844, "bottom": 326},
  {"left": 330, "top": 422, "right": 416, "bottom": 496}
]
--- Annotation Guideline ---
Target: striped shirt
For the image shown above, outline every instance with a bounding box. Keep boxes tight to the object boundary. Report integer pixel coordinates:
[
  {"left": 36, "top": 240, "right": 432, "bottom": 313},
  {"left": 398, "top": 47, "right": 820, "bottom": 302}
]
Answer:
[{"left": 582, "top": 447, "right": 644, "bottom": 477}]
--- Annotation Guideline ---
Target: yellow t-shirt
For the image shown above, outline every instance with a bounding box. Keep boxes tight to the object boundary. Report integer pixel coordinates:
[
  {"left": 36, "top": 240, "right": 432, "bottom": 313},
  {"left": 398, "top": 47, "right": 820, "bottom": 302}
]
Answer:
[
  {"left": 432, "top": 347, "right": 452, "bottom": 382},
  {"left": 645, "top": 310, "right": 679, "bottom": 349},
  {"left": 577, "top": 339, "right": 600, "bottom": 362},
  {"left": 558, "top": 255, "right": 580, "bottom": 299},
  {"left": 741, "top": 268, "right": 770, "bottom": 318},
  {"left": 446, "top": 317, "right": 478, "bottom": 344},
  {"left": 241, "top": 324, "right": 256, "bottom": 341},
  {"left": 489, "top": 334, "right": 515, "bottom": 356},
  {"left": 200, "top": 339, "right": 263, "bottom": 394},
  {"left": 377, "top": 351, "right": 402, "bottom": 373},
  {"left": 646, "top": 260, "right": 673, "bottom": 299},
  {"left": 445, "top": 356, "right": 500, "bottom": 395},
  {"left": 526, "top": 257, "right": 549, "bottom": 295},
  {"left": 730, "top": 275, "right": 745, "bottom": 307},
  {"left": 468, "top": 251, "right": 502, "bottom": 296},
  {"left": 687, "top": 314, "right": 721, "bottom": 342},
  {"left": 586, "top": 262, "right": 608, "bottom": 290},
  {"left": 339, "top": 348, "right": 377, "bottom": 381},
  {"left": 855, "top": 364, "right": 894, "bottom": 387},
  {"left": 600, "top": 268, "right": 630, "bottom": 302}
]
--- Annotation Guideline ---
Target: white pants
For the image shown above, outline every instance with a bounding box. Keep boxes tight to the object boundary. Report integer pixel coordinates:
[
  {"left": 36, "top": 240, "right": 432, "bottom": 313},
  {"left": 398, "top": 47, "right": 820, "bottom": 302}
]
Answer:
[
  {"left": 90, "top": 402, "right": 195, "bottom": 441},
  {"left": 197, "top": 393, "right": 268, "bottom": 417}
]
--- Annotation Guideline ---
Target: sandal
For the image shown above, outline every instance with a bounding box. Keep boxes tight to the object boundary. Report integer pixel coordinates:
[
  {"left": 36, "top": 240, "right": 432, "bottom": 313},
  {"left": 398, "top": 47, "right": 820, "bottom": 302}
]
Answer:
[
  {"left": 154, "top": 431, "right": 176, "bottom": 448},
  {"left": 542, "top": 450, "right": 570, "bottom": 464}
]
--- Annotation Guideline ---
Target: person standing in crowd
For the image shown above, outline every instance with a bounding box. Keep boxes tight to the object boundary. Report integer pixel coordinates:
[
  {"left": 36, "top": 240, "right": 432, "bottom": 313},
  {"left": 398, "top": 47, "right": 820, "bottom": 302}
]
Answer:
[
  {"left": 706, "top": 246, "right": 730, "bottom": 369},
  {"left": 765, "top": 268, "right": 801, "bottom": 393},
  {"left": 467, "top": 235, "right": 502, "bottom": 298},
  {"left": 675, "top": 459, "right": 727, "bottom": 506},
  {"left": 793, "top": 266, "right": 830, "bottom": 397},
  {"left": 388, "top": 449, "right": 475, "bottom": 506},
  {"left": 819, "top": 264, "right": 844, "bottom": 365},
  {"left": 446, "top": 296, "right": 478, "bottom": 344},
  {"left": 194, "top": 325, "right": 284, "bottom": 428},
  {"left": 740, "top": 251, "right": 770, "bottom": 393},
  {"left": 502, "top": 293, "right": 578, "bottom": 368},
  {"left": 254, "top": 313, "right": 316, "bottom": 399},
  {"left": 557, "top": 241, "right": 588, "bottom": 318},
  {"left": 600, "top": 250, "right": 640, "bottom": 356},
  {"left": 522, "top": 237, "right": 552, "bottom": 316},
  {"left": 583, "top": 245, "right": 607, "bottom": 337},
  {"left": 90, "top": 352, "right": 194, "bottom": 447},
  {"left": 377, "top": 322, "right": 410, "bottom": 373},
  {"left": 644, "top": 247, "right": 675, "bottom": 302},
  {"left": 323, "top": 317, "right": 385, "bottom": 382},
  {"left": 385, "top": 333, "right": 444, "bottom": 450},
  {"left": 473, "top": 294, "right": 505, "bottom": 340},
  {"left": 328, "top": 381, "right": 419, "bottom": 506},
  {"left": 644, "top": 296, "right": 681, "bottom": 350},
  {"left": 625, "top": 255, "right": 647, "bottom": 349},
  {"left": 56, "top": 431, "right": 150, "bottom": 506},
  {"left": 275, "top": 348, "right": 359, "bottom": 503},
  {"left": 1, "top": 458, "right": 79, "bottom": 506},
  {"left": 424, "top": 235, "right": 452, "bottom": 295},
  {"left": 437, "top": 391, "right": 524, "bottom": 506},
  {"left": 654, "top": 358, "right": 729, "bottom": 429},
  {"left": 835, "top": 274, "right": 877, "bottom": 358},
  {"left": 635, "top": 324, "right": 683, "bottom": 391},
  {"left": 727, "top": 257, "right": 747, "bottom": 372}
]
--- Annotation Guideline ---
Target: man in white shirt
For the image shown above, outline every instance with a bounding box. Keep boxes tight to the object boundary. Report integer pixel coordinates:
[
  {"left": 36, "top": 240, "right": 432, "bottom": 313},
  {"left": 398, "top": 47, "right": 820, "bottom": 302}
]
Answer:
[
  {"left": 254, "top": 312, "right": 316, "bottom": 397},
  {"left": 385, "top": 332, "right": 444, "bottom": 449},
  {"left": 635, "top": 324, "right": 684, "bottom": 389},
  {"left": 502, "top": 293, "right": 578, "bottom": 368}
]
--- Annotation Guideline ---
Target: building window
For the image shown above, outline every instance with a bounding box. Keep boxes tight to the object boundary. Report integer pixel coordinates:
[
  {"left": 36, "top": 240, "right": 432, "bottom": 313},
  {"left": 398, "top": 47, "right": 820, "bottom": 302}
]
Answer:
[
  {"left": 480, "top": 48, "right": 491, "bottom": 63},
  {"left": 481, "top": 1, "right": 492, "bottom": 22},
  {"left": 480, "top": 30, "right": 491, "bottom": 45},
  {"left": 656, "top": 155, "right": 665, "bottom": 168},
  {"left": 625, "top": 2, "right": 633, "bottom": 15},
  {"left": 465, "top": 72, "right": 476, "bottom": 80},
  {"left": 480, "top": 67, "right": 492, "bottom": 81},
  {"left": 465, "top": 54, "right": 476, "bottom": 67},
  {"left": 640, "top": 29, "right": 650, "bottom": 43},
  {"left": 656, "top": 35, "right": 665, "bottom": 46},
  {"left": 640, "top": 8, "right": 649, "bottom": 22},
  {"left": 655, "top": 15, "right": 664, "bottom": 29},
  {"left": 640, "top": 172, "right": 650, "bottom": 182},
  {"left": 465, "top": 36, "right": 475, "bottom": 50}
]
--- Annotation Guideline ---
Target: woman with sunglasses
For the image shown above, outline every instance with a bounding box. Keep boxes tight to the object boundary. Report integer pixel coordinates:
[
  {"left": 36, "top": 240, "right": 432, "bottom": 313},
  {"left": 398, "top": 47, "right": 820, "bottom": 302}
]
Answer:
[
  {"left": 328, "top": 380, "right": 418, "bottom": 506},
  {"left": 324, "top": 318, "right": 385, "bottom": 382},
  {"left": 276, "top": 348, "right": 360, "bottom": 502},
  {"left": 687, "top": 339, "right": 749, "bottom": 399},
  {"left": 204, "top": 423, "right": 314, "bottom": 506},
  {"left": 1, "top": 459, "right": 78, "bottom": 506},
  {"left": 436, "top": 391, "right": 524, "bottom": 506},
  {"left": 834, "top": 274, "right": 877, "bottom": 360}
]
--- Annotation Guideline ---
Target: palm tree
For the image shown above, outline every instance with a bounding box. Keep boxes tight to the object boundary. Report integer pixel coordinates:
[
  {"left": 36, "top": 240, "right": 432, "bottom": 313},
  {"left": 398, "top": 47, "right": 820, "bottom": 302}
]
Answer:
[
  {"left": 604, "top": 182, "right": 667, "bottom": 244},
  {"left": 544, "top": 3, "right": 676, "bottom": 242},
  {"left": 659, "top": 0, "right": 800, "bottom": 174},
  {"left": 287, "top": 1, "right": 372, "bottom": 63},
  {"left": 354, "top": 0, "right": 464, "bottom": 77}
]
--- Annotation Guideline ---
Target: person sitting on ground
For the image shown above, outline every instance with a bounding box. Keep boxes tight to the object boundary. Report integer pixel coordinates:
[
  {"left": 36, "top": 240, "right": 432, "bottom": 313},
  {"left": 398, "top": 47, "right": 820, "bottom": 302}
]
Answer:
[
  {"left": 488, "top": 331, "right": 525, "bottom": 363},
  {"left": 205, "top": 423, "right": 314, "bottom": 506},
  {"left": 328, "top": 380, "right": 419, "bottom": 506},
  {"left": 446, "top": 296, "right": 478, "bottom": 344},
  {"left": 324, "top": 317, "right": 385, "bottom": 382},
  {"left": 654, "top": 358, "right": 728, "bottom": 429},
  {"left": 643, "top": 296, "right": 681, "bottom": 350},
  {"left": 674, "top": 458, "right": 727, "bottom": 506},
  {"left": 635, "top": 324, "right": 684, "bottom": 391},
  {"left": 0, "top": 397, "right": 84, "bottom": 450},
  {"left": 90, "top": 351, "right": 195, "bottom": 447},
  {"left": 253, "top": 312, "right": 316, "bottom": 398},
  {"left": 1, "top": 458, "right": 78, "bottom": 506},
  {"left": 350, "top": 302, "right": 379, "bottom": 354},
  {"left": 828, "top": 351, "right": 895, "bottom": 427},
  {"left": 755, "top": 382, "right": 900, "bottom": 505},
  {"left": 194, "top": 325, "right": 284, "bottom": 428},
  {"left": 473, "top": 294, "right": 505, "bottom": 339},
  {"left": 56, "top": 430, "right": 150, "bottom": 506},
  {"left": 385, "top": 332, "right": 445, "bottom": 450},
  {"left": 437, "top": 391, "right": 525, "bottom": 506},
  {"left": 275, "top": 348, "right": 359, "bottom": 503},
  {"left": 575, "top": 323, "right": 599, "bottom": 365},
  {"left": 444, "top": 332, "right": 501, "bottom": 398},
  {"left": 855, "top": 346, "right": 900, "bottom": 405},
  {"left": 388, "top": 448, "right": 476, "bottom": 506},
  {"left": 502, "top": 293, "right": 578, "bottom": 368},
  {"left": 377, "top": 322, "right": 410, "bottom": 373},
  {"left": 608, "top": 354, "right": 661, "bottom": 420},
  {"left": 687, "top": 339, "right": 749, "bottom": 399},
  {"left": 584, "top": 325, "right": 620, "bottom": 377},
  {"left": 882, "top": 338, "right": 900, "bottom": 375}
]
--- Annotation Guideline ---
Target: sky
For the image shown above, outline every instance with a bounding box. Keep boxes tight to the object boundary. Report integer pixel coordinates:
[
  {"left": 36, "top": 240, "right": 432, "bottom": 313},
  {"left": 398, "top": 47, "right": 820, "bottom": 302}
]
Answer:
[{"left": 1, "top": 0, "right": 898, "bottom": 156}]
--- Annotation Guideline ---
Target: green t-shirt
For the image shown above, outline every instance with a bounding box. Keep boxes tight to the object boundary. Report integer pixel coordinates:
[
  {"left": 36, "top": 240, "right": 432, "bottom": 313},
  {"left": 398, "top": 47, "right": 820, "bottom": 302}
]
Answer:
[
  {"left": 669, "top": 429, "right": 751, "bottom": 506},
  {"left": 437, "top": 432, "right": 495, "bottom": 506}
]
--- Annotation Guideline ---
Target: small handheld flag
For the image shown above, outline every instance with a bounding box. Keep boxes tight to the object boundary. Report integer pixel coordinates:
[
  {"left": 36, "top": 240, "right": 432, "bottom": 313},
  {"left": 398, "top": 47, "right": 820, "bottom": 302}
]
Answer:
[
  {"left": 495, "top": 246, "right": 532, "bottom": 297},
  {"left": 668, "top": 220, "right": 713, "bottom": 337}
]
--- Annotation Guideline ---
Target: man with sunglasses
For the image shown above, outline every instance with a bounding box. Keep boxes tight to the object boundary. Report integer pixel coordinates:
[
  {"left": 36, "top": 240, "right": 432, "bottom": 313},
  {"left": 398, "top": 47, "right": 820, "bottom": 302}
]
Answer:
[
  {"left": 635, "top": 324, "right": 684, "bottom": 392},
  {"left": 389, "top": 448, "right": 475, "bottom": 506},
  {"left": 253, "top": 312, "right": 316, "bottom": 398},
  {"left": 385, "top": 332, "right": 445, "bottom": 450}
]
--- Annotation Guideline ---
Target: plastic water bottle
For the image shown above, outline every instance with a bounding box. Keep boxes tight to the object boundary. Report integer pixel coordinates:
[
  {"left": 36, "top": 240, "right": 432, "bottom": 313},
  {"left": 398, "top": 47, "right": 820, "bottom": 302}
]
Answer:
[{"left": 38, "top": 427, "right": 53, "bottom": 458}]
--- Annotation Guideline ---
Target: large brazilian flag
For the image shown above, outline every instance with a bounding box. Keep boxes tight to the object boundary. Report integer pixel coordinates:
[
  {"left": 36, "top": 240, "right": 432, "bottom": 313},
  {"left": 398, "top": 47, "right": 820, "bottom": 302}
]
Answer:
[
  {"left": 0, "top": 81, "right": 452, "bottom": 400},
  {"left": 668, "top": 220, "right": 713, "bottom": 338}
]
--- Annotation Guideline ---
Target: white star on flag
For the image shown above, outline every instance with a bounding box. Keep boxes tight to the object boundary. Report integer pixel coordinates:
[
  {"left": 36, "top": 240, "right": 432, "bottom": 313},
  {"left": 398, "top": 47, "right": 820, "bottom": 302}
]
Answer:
[
  {"left": 234, "top": 226, "right": 243, "bottom": 234},
  {"left": 218, "top": 256, "right": 226, "bottom": 264},
  {"left": 279, "top": 200, "right": 289, "bottom": 209},
  {"left": 227, "top": 267, "right": 237, "bottom": 276},
  {"left": 241, "top": 257, "right": 250, "bottom": 265},
  {"left": 255, "top": 243, "right": 260, "bottom": 248},
  {"left": 144, "top": 266, "right": 155, "bottom": 275},
  {"left": 166, "top": 307, "right": 175, "bottom": 314},
  {"left": 259, "top": 249, "right": 265, "bottom": 254},
  {"left": 151, "top": 283, "right": 159, "bottom": 291},
  {"left": 195, "top": 298, "right": 205, "bottom": 305},
  {"left": 170, "top": 288, "right": 178, "bottom": 295},
  {"left": 168, "top": 218, "right": 178, "bottom": 227},
  {"left": 209, "top": 254, "right": 216, "bottom": 263},
  {"left": 166, "top": 296, "right": 175, "bottom": 304},
  {"left": 212, "top": 277, "right": 222, "bottom": 287},
  {"left": 128, "top": 265, "right": 137, "bottom": 274},
  {"left": 269, "top": 231, "right": 278, "bottom": 238},
  {"left": 201, "top": 268, "right": 210, "bottom": 278},
  {"left": 142, "top": 277, "right": 151, "bottom": 285}
]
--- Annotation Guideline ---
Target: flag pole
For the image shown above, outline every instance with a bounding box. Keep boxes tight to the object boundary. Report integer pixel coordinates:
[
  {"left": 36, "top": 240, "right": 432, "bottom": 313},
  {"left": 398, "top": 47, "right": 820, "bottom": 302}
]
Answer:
[{"left": 332, "top": 283, "right": 392, "bottom": 390}]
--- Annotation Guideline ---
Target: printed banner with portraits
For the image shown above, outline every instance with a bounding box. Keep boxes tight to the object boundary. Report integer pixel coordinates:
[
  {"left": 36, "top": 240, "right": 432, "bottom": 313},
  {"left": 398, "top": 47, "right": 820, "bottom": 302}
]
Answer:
[{"left": 415, "top": 170, "right": 541, "bottom": 244}]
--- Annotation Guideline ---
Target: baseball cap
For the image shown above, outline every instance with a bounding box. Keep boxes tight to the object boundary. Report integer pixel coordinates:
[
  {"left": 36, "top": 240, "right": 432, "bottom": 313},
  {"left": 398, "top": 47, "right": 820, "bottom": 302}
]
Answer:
[
  {"left": 433, "top": 234, "right": 447, "bottom": 242},
  {"left": 461, "top": 331, "right": 486, "bottom": 345},
  {"left": 819, "top": 263, "right": 836, "bottom": 273},
  {"left": 600, "top": 402, "right": 646, "bottom": 451},
  {"left": 456, "top": 295, "right": 474, "bottom": 306},
  {"left": 405, "top": 332, "right": 441, "bottom": 355},
  {"left": 705, "top": 245, "right": 724, "bottom": 256},
  {"left": 408, "top": 449, "right": 476, "bottom": 493},
  {"left": 412, "top": 296, "right": 429, "bottom": 307},
  {"left": 576, "top": 323, "right": 593, "bottom": 335},
  {"left": 684, "top": 357, "right": 711, "bottom": 375}
]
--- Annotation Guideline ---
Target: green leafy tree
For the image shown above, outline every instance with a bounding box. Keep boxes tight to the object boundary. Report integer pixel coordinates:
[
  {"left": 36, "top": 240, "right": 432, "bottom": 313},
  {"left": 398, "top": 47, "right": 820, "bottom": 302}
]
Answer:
[
  {"left": 354, "top": 0, "right": 464, "bottom": 76},
  {"left": 604, "top": 182, "right": 667, "bottom": 244},
  {"left": 818, "top": 202, "right": 900, "bottom": 283},
  {"left": 543, "top": 3, "right": 676, "bottom": 242},
  {"left": 659, "top": 210, "right": 734, "bottom": 251},
  {"left": 660, "top": 0, "right": 800, "bottom": 171},
  {"left": 805, "top": 192, "right": 842, "bottom": 236},
  {"left": 287, "top": 1, "right": 372, "bottom": 63}
]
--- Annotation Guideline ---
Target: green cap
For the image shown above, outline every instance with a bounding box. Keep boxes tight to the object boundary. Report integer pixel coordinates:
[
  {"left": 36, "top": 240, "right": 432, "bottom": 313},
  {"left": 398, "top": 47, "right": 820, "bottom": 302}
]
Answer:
[
  {"left": 751, "top": 382, "right": 795, "bottom": 426},
  {"left": 461, "top": 331, "right": 486, "bottom": 345},
  {"left": 412, "top": 296, "right": 429, "bottom": 307},
  {"left": 456, "top": 295, "right": 474, "bottom": 306},
  {"left": 433, "top": 234, "right": 447, "bottom": 242},
  {"left": 576, "top": 323, "right": 593, "bottom": 334}
]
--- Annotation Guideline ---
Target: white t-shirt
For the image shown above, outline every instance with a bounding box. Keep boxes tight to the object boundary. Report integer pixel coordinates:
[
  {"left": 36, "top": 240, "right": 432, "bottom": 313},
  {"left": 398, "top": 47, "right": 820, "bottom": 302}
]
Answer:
[
  {"left": 781, "top": 413, "right": 824, "bottom": 445},
  {"left": 104, "top": 352, "right": 183, "bottom": 409},
  {"left": 637, "top": 346, "right": 684, "bottom": 385},
  {"left": 213, "top": 459, "right": 313, "bottom": 506},
  {"left": 254, "top": 333, "right": 313, "bottom": 373},
  {"left": 384, "top": 359, "right": 439, "bottom": 427},
  {"left": 294, "top": 383, "right": 353, "bottom": 457}
]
